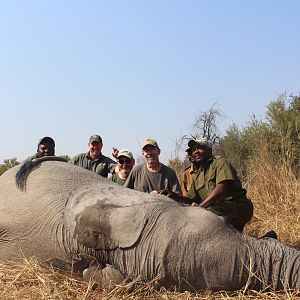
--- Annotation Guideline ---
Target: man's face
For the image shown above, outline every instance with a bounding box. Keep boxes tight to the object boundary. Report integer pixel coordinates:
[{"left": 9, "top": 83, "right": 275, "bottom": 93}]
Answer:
[
  {"left": 37, "top": 143, "right": 55, "bottom": 158},
  {"left": 89, "top": 141, "right": 102, "bottom": 158},
  {"left": 142, "top": 145, "right": 160, "bottom": 164},
  {"left": 117, "top": 156, "right": 134, "bottom": 174},
  {"left": 191, "top": 144, "right": 211, "bottom": 163}
]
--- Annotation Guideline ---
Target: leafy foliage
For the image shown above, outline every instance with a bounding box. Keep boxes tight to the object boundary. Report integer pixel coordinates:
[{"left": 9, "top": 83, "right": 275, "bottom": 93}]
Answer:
[
  {"left": 221, "top": 93, "right": 300, "bottom": 178},
  {"left": 0, "top": 158, "right": 20, "bottom": 176}
]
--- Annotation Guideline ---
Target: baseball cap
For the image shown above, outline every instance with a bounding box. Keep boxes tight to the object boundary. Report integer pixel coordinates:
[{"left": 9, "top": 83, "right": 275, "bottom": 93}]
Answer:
[
  {"left": 188, "top": 137, "right": 212, "bottom": 149},
  {"left": 117, "top": 149, "right": 134, "bottom": 159},
  {"left": 142, "top": 138, "right": 159, "bottom": 150},
  {"left": 38, "top": 136, "right": 55, "bottom": 147},
  {"left": 89, "top": 134, "right": 102, "bottom": 144}
]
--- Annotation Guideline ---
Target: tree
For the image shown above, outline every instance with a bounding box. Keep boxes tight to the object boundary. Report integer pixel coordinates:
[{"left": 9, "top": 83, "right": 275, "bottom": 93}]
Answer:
[
  {"left": 168, "top": 104, "right": 224, "bottom": 177},
  {"left": 192, "top": 103, "right": 223, "bottom": 145},
  {"left": 221, "top": 93, "right": 300, "bottom": 177},
  {"left": 0, "top": 158, "right": 20, "bottom": 176}
]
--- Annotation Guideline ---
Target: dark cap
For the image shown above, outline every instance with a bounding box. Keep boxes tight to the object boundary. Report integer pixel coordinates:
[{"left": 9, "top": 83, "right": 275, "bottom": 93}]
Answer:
[
  {"left": 89, "top": 134, "right": 102, "bottom": 144},
  {"left": 38, "top": 136, "right": 55, "bottom": 147}
]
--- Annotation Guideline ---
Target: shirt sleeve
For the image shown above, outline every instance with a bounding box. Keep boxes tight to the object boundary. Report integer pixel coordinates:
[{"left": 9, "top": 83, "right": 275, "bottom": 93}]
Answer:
[{"left": 215, "top": 157, "right": 235, "bottom": 185}]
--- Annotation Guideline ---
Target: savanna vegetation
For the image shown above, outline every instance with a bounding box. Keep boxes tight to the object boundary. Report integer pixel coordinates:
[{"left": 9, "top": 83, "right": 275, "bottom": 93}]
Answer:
[{"left": 0, "top": 93, "right": 299, "bottom": 299}]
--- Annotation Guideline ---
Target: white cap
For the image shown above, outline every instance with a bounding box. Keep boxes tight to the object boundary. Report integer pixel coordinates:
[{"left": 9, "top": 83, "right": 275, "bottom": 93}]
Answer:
[
  {"left": 188, "top": 137, "right": 212, "bottom": 148},
  {"left": 117, "top": 149, "right": 134, "bottom": 159}
]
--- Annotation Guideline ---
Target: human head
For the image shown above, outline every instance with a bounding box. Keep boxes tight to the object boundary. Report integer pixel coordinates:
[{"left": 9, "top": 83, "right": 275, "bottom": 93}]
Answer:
[
  {"left": 185, "top": 146, "right": 195, "bottom": 163},
  {"left": 187, "top": 137, "right": 212, "bottom": 164},
  {"left": 37, "top": 136, "right": 55, "bottom": 158},
  {"left": 141, "top": 138, "right": 160, "bottom": 165},
  {"left": 88, "top": 134, "right": 103, "bottom": 159},
  {"left": 117, "top": 149, "right": 135, "bottom": 174}
]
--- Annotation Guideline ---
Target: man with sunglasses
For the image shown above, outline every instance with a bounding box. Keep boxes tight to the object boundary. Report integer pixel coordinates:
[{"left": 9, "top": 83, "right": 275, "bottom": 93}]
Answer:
[
  {"left": 124, "top": 138, "right": 181, "bottom": 194},
  {"left": 111, "top": 149, "right": 135, "bottom": 185}
]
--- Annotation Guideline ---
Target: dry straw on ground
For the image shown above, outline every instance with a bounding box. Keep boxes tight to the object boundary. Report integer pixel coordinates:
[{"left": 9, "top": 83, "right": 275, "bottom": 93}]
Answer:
[{"left": 0, "top": 150, "right": 299, "bottom": 299}]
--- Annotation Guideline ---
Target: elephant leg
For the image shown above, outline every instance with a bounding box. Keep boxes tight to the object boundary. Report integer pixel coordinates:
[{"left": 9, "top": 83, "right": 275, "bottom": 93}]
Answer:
[{"left": 83, "top": 264, "right": 125, "bottom": 288}]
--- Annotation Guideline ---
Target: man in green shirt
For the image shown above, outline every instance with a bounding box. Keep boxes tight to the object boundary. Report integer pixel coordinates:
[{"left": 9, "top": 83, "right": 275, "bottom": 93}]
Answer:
[
  {"left": 69, "top": 134, "right": 116, "bottom": 178},
  {"left": 23, "top": 136, "right": 56, "bottom": 162},
  {"left": 111, "top": 149, "right": 135, "bottom": 185},
  {"left": 165, "top": 137, "right": 253, "bottom": 232},
  {"left": 124, "top": 138, "right": 181, "bottom": 194}
]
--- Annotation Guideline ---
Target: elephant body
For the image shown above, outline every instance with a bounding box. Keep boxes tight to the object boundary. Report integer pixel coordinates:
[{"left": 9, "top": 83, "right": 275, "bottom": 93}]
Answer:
[{"left": 0, "top": 159, "right": 299, "bottom": 291}]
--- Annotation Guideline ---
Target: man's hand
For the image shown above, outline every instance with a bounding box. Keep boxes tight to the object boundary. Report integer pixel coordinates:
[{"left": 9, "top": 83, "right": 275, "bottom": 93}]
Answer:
[
  {"left": 112, "top": 147, "right": 119, "bottom": 159},
  {"left": 158, "top": 190, "right": 194, "bottom": 205}
]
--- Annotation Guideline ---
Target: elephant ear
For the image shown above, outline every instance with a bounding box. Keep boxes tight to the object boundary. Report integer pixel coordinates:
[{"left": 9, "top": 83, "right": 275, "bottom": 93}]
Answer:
[{"left": 65, "top": 197, "right": 148, "bottom": 250}]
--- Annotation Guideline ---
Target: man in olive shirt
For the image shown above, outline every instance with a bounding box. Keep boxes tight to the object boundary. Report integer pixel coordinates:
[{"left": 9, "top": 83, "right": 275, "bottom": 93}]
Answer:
[
  {"left": 23, "top": 136, "right": 56, "bottom": 162},
  {"left": 124, "top": 138, "right": 181, "bottom": 194},
  {"left": 163, "top": 137, "right": 253, "bottom": 232},
  {"left": 69, "top": 134, "right": 116, "bottom": 178},
  {"left": 186, "top": 137, "right": 253, "bottom": 232}
]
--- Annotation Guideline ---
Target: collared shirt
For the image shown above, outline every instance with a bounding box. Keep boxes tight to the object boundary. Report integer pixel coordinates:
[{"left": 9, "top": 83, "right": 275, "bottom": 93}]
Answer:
[
  {"left": 69, "top": 152, "right": 116, "bottom": 178},
  {"left": 180, "top": 164, "right": 198, "bottom": 197},
  {"left": 187, "top": 156, "right": 246, "bottom": 204}
]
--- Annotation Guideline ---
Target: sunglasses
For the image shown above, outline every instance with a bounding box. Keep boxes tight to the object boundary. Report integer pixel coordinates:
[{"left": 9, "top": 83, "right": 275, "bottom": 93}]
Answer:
[{"left": 118, "top": 158, "right": 132, "bottom": 164}]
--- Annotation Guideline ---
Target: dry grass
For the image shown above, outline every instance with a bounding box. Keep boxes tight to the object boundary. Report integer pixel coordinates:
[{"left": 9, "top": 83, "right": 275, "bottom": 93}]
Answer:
[
  {"left": 0, "top": 149, "right": 300, "bottom": 299},
  {"left": 244, "top": 148, "right": 300, "bottom": 248},
  {"left": 0, "top": 259, "right": 299, "bottom": 299}
]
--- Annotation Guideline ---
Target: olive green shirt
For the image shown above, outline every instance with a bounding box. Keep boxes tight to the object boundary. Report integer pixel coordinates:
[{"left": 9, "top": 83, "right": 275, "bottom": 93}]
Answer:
[
  {"left": 23, "top": 153, "right": 39, "bottom": 163},
  {"left": 111, "top": 173, "right": 126, "bottom": 185},
  {"left": 124, "top": 163, "right": 181, "bottom": 194},
  {"left": 69, "top": 152, "right": 116, "bottom": 178},
  {"left": 188, "top": 156, "right": 246, "bottom": 204}
]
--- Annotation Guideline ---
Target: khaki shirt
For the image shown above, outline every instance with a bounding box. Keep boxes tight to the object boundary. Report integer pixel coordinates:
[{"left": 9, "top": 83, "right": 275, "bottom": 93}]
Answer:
[
  {"left": 180, "top": 164, "right": 198, "bottom": 197},
  {"left": 187, "top": 156, "right": 246, "bottom": 204},
  {"left": 69, "top": 152, "right": 116, "bottom": 178}
]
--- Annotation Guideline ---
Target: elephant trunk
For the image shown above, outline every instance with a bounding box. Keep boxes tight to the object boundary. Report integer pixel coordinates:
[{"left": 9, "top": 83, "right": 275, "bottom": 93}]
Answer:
[{"left": 247, "top": 236, "right": 300, "bottom": 290}]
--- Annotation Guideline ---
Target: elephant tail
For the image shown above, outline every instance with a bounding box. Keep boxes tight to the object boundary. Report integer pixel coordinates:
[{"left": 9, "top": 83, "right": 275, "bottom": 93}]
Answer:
[{"left": 16, "top": 156, "right": 67, "bottom": 191}]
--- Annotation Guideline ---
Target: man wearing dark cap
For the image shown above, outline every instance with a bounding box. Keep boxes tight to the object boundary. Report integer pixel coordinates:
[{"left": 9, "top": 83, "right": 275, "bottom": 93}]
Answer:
[
  {"left": 180, "top": 146, "right": 199, "bottom": 197},
  {"left": 165, "top": 137, "right": 253, "bottom": 232},
  {"left": 124, "top": 138, "right": 181, "bottom": 194},
  {"left": 69, "top": 134, "right": 116, "bottom": 178},
  {"left": 23, "top": 136, "right": 56, "bottom": 162}
]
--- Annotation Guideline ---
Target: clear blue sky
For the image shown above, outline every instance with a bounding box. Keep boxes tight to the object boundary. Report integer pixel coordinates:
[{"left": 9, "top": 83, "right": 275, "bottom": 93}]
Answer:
[{"left": 0, "top": 1, "right": 299, "bottom": 163}]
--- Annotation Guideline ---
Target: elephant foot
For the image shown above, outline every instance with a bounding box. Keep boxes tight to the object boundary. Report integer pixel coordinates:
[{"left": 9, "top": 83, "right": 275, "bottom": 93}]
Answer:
[
  {"left": 259, "top": 230, "right": 278, "bottom": 239},
  {"left": 83, "top": 264, "right": 125, "bottom": 289}
]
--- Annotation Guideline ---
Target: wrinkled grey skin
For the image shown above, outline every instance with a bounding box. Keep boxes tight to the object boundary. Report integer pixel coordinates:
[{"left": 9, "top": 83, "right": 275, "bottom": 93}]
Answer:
[{"left": 0, "top": 158, "right": 299, "bottom": 292}]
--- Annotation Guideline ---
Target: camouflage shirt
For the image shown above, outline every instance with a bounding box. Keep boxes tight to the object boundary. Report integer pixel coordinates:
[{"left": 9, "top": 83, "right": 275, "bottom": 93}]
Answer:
[{"left": 69, "top": 152, "right": 116, "bottom": 178}]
